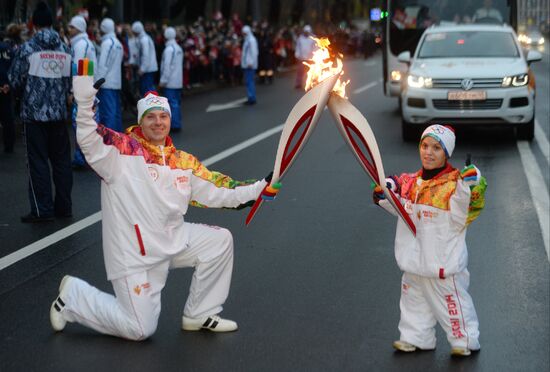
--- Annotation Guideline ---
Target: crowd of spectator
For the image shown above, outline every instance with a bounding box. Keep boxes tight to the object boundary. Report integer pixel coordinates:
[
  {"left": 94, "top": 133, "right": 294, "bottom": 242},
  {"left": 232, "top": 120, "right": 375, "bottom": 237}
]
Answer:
[{"left": 3, "top": 12, "right": 380, "bottom": 96}]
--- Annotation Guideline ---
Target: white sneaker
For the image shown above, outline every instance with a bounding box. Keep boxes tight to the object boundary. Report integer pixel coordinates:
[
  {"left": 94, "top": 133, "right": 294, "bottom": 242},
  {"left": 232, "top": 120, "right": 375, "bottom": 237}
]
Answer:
[
  {"left": 182, "top": 314, "right": 238, "bottom": 332},
  {"left": 49, "top": 275, "right": 73, "bottom": 332},
  {"left": 393, "top": 340, "right": 417, "bottom": 352},
  {"left": 451, "top": 347, "right": 472, "bottom": 357}
]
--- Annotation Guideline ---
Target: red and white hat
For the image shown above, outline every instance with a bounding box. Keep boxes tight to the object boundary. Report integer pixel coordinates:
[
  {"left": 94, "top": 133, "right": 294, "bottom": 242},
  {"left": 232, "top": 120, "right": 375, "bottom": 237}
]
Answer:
[
  {"left": 137, "top": 91, "right": 171, "bottom": 124},
  {"left": 421, "top": 124, "right": 456, "bottom": 158}
]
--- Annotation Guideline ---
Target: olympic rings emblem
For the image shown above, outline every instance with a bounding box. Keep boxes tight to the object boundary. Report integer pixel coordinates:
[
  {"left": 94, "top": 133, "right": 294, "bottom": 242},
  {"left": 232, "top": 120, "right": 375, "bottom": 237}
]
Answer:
[
  {"left": 146, "top": 97, "right": 166, "bottom": 105},
  {"left": 41, "top": 59, "right": 65, "bottom": 74},
  {"left": 431, "top": 125, "right": 446, "bottom": 134}
]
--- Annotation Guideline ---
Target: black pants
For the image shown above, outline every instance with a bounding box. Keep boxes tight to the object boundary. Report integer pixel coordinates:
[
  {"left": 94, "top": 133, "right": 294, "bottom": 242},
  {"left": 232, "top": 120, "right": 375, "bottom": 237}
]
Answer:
[
  {"left": 0, "top": 92, "right": 15, "bottom": 152},
  {"left": 24, "top": 120, "right": 72, "bottom": 217}
]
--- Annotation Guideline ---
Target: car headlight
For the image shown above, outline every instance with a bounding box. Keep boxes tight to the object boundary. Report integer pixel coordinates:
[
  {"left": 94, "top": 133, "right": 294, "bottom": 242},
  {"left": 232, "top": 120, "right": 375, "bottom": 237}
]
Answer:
[
  {"left": 518, "top": 34, "right": 526, "bottom": 42},
  {"left": 391, "top": 70, "right": 402, "bottom": 82},
  {"left": 502, "top": 74, "right": 529, "bottom": 87},
  {"left": 407, "top": 74, "right": 432, "bottom": 88},
  {"left": 539, "top": 37, "right": 545, "bottom": 45}
]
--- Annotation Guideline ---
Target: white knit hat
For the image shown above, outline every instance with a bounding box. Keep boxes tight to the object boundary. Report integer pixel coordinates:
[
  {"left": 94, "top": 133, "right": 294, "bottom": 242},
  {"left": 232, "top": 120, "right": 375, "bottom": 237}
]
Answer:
[
  {"left": 100, "top": 18, "right": 115, "bottom": 34},
  {"left": 69, "top": 15, "right": 87, "bottom": 33},
  {"left": 164, "top": 27, "right": 176, "bottom": 40},
  {"left": 421, "top": 124, "right": 456, "bottom": 158},
  {"left": 131, "top": 21, "right": 144, "bottom": 34},
  {"left": 137, "top": 92, "right": 171, "bottom": 124}
]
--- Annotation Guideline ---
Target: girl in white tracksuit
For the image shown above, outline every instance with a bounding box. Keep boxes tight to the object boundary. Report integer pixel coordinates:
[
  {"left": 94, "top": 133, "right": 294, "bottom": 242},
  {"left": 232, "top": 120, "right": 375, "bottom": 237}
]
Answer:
[
  {"left": 49, "top": 72, "right": 269, "bottom": 340},
  {"left": 373, "top": 124, "right": 487, "bottom": 356}
]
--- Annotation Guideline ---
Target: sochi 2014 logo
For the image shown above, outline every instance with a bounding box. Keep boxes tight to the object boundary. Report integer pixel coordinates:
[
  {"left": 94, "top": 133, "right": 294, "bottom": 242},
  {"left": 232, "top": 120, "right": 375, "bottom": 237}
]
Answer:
[
  {"left": 430, "top": 125, "right": 446, "bottom": 135},
  {"left": 41, "top": 59, "right": 65, "bottom": 74},
  {"left": 146, "top": 97, "right": 166, "bottom": 106}
]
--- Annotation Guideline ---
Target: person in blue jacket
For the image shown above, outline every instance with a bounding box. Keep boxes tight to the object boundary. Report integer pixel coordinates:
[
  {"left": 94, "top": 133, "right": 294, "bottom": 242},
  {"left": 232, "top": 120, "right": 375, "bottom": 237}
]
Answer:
[
  {"left": 8, "top": 1, "right": 73, "bottom": 222},
  {"left": 0, "top": 30, "right": 15, "bottom": 153}
]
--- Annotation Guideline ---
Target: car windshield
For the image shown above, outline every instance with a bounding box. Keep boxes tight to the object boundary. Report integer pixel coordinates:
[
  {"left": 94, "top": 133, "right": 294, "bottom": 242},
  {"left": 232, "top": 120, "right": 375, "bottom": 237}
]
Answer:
[{"left": 417, "top": 31, "right": 519, "bottom": 58}]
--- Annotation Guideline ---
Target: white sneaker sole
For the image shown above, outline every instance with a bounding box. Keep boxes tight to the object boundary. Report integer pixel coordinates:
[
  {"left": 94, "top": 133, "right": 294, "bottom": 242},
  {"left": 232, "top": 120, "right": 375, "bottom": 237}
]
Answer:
[
  {"left": 393, "top": 340, "right": 417, "bottom": 352},
  {"left": 451, "top": 348, "right": 472, "bottom": 356},
  {"left": 182, "top": 316, "right": 238, "bottom": 332},
  {"left": 50, "top": 275, "right": 74, "bottom": 332}
]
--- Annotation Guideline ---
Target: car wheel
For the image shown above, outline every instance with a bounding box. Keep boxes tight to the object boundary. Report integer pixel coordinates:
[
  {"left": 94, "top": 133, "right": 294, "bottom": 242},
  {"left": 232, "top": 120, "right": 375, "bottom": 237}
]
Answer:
[
  {"left": 516, "top": 117, "right": 535, "bottom": 141},
  {"left": 402, "top": 119, "right": 418, "bottom": 142}
]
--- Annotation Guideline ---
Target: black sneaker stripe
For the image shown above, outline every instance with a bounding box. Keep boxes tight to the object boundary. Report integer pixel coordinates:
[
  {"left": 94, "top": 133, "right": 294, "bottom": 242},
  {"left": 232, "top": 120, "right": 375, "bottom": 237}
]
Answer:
[
  {"left": 211, "top": 321, "right": 218, "bottom": 329},
  {"left": 57, "top": 298, "right": 65, "bottom": 307},
  {"left": 202, "top": 318, "right": 212, "bottom": 327},
  {"left": 54, "top": 303, "right": 61, "bottom": 312}
]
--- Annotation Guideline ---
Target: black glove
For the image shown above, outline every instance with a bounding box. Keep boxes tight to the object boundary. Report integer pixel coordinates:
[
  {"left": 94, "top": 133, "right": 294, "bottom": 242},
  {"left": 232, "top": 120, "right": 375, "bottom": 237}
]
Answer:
[
  {"left": 264, "top": 171, "right": 273, "bottom": 183},
  {"left": 229, "top": 200, "right": 255, "bottom": 210}
]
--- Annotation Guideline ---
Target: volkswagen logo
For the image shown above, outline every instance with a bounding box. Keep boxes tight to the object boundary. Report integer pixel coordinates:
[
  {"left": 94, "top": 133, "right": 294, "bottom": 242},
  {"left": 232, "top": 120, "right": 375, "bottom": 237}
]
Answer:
[{"left": 461, "top": 79, "right": 474, "bottom": 91}]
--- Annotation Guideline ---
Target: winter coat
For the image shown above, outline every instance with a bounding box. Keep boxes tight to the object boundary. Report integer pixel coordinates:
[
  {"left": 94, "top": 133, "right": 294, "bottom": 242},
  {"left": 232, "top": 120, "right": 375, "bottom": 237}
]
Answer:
[
  {"left": 8, "top": 28, "right": 71, "bottom": 122},
  {"left": 378, "top": 164, "right": 487, "bottom": 278}
]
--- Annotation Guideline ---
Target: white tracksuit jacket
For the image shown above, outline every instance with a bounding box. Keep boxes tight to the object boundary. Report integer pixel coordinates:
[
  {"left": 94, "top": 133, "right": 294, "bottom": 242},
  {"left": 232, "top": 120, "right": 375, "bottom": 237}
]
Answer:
[
  {"left": 241, "top": 33, "right": 258, "bottom": 70},
  {"left": 379, "top": 164, "right": 486, "bottom": 350},
  {"left": 294, "top": 34, "right": 316, "bottom": 61},
  {"left": 136, "top": 31, "right": 158, "bottom": 73},
  {"left": 70, "top": 33, "right": 96, "bottom": 68},
  {"left": 74, "top": 81, "right": 265, "bottom": 280},
  {"left": 378, "top": 164, "right": 486, "bottom": 279},
  {"left": 96, "top": 33, "right": 123, "bottom": 89},
  {"left": 159, "top": 40, "right": 183, "bottom": 89}
]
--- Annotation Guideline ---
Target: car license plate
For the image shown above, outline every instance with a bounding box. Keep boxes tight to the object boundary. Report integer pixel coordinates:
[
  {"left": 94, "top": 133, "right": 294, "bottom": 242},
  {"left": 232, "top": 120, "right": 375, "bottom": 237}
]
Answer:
[{"left": 448, "top": 91, "right": 487, "bottom": 100}]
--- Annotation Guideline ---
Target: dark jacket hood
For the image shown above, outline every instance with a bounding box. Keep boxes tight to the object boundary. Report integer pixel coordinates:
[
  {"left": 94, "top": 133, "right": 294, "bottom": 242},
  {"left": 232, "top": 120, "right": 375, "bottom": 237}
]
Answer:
[{"left": 33, "top": 28, "right": 62, "bottom": 49}]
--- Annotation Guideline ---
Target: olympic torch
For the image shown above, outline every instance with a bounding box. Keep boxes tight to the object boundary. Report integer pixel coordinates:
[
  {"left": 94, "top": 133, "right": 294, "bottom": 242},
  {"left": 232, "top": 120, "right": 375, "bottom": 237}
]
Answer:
[
  {"left": 245, "top": 68, "right": 340, "bottom": 225},
  {"left": 245, "top": 38, "right": 343, "bottom": 225}
]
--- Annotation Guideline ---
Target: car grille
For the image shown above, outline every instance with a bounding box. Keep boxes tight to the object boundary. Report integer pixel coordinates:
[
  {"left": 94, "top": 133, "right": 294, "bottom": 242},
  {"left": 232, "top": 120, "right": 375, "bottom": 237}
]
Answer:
[
  {"left": 432, "top": 99, "right": 503, "bottom": 110},
  {"left": 431, "top": 78, "right": 503, "bottom": 89}
]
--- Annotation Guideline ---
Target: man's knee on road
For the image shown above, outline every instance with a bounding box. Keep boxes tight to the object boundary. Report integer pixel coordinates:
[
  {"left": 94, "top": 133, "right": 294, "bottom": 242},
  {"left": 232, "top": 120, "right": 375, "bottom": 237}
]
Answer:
[{"left": 125, "top": 317, "right": 159, "bottom": 341}]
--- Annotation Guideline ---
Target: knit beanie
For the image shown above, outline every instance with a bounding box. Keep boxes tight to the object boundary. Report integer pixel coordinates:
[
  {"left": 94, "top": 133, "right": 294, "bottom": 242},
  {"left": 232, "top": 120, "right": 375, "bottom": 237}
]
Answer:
[
  {"left": 137, "top": 91, "right": 171, "bottom": 124},
  {"left": 100, "top": 18, "right": 115, "bottom": 34},
  {"left": 420, "top": 124, "right": 456, "bottom": 158},
  {"left": 32, "top": 1, "right": 53, "bottom": 28},
  {"left": 69, "top": 16, "right": 87, "bottom": 33},
  {"left": 132, "top": 21, "right": 144, "bottom": 35},
  {"left": 164, "top": 27, "right": 176, "bottom": 40}
]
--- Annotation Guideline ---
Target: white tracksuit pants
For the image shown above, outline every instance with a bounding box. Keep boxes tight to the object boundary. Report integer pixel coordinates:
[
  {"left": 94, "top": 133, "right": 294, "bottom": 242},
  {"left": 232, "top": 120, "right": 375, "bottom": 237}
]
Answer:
[
  {"left": 398, "top": 270, "right": 480, "bottom": 350},
  {"left": 59, "top": 222, "right": 234, "bottom": 340}
]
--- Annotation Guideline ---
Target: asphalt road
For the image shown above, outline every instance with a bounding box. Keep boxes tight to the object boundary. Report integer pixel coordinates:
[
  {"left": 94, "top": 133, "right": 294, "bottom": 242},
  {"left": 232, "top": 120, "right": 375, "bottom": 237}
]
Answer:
[{"left": 0, "top": 47, "right": 548, "bottom": 371}]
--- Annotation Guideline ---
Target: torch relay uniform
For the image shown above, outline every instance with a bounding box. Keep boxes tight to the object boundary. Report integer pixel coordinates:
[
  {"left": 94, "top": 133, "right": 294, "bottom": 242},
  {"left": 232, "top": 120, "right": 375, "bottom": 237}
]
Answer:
[
  {"left": 376, "top": 125, "right": 487, "bottom": 353},
  {"left": 96, "top": 18, "right": 123, "bottom": 132},
  {"left": 69, "top": 16, "right": 97, "bottom": 167},
  {"left": 51, "top": 79, "right": 266, "bottom": 340},
  {"left": 160, "top": 27, "right": 183, "bottom": 130},
  {"left": 241, "top": 25, "right": 258, "bottom": 104},
  {"left": 131, "top": 21, "right": 158, "bottom": 96}
]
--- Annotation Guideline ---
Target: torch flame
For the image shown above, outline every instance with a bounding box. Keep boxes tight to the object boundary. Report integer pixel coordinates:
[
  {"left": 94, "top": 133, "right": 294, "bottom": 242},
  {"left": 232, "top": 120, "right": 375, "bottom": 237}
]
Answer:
[{"left": 304, "top": 37, "right": 349, "bottom": 98}]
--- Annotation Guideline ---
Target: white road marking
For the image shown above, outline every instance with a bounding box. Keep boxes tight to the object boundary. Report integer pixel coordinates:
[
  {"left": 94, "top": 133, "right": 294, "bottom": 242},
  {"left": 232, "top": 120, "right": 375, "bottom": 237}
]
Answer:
[
  {"left": 206, "top": 97, "right": 248, "bottom": 112},
  {"left": 535, "top": 119, "right": 549, "bottom": 163},
  {"left": 517, "top": 140, "right": 550, "bottom": 261},
  {"left": 353, "top": 81, "right": 379, "bottom": 95},
  {"left": 0, "top": 212, "right": 101, "bottom": 271},
  {"left": 0, "top": 124, "right": 285, "bottom": 271}
]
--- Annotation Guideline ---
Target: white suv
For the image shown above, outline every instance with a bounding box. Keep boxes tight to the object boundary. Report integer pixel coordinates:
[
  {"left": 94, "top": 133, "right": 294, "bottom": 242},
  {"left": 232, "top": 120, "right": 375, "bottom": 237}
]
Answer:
[{"left": 398, "top": 24, "right": 541, "bottom": 141}]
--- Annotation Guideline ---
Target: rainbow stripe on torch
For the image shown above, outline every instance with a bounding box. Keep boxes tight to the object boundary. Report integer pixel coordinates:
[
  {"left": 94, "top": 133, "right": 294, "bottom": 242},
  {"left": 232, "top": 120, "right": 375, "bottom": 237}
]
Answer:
[
  {"left": 72, "top": 58, "right": 94, "bottom": 76},
  {"left": 260, "top": 182, "right": 282, "bottom": 201}
]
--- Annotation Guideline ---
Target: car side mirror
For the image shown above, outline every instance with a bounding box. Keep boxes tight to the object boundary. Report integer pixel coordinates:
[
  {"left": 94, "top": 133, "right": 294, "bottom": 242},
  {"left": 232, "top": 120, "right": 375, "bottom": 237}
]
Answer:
[
  {"left": 526, "top": 50, "right": 542, "bottom": 64},
  {"left": 397, "top": 51, "right": 411, "bottom": 65}
]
